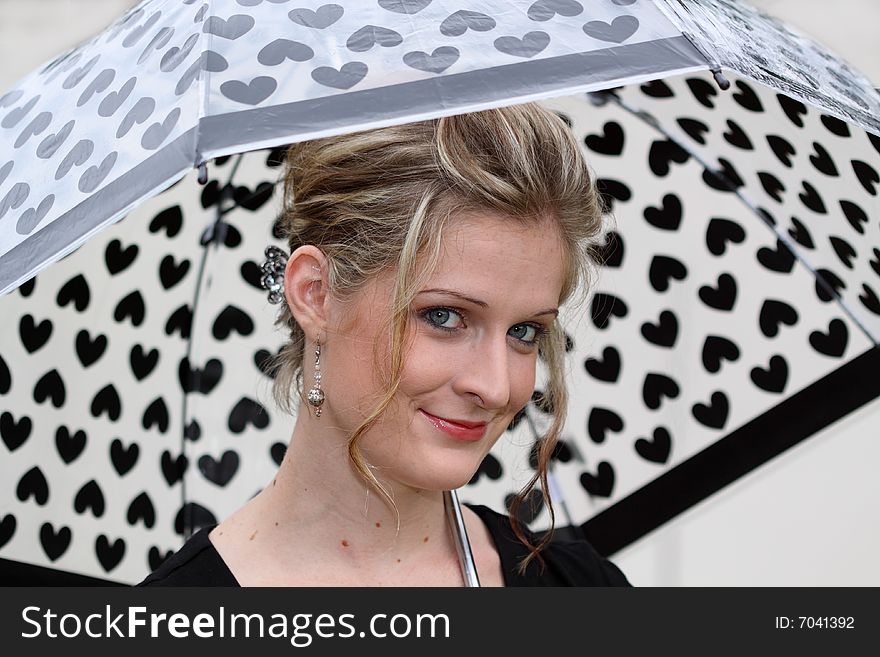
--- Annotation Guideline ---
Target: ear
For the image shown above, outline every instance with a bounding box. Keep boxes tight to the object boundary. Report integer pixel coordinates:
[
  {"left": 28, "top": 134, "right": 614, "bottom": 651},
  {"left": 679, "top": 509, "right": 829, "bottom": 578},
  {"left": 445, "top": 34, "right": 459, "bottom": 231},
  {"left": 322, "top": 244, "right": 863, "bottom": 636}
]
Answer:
[{"left": 283, "top": 245, "right": 329, "bottom": 340}]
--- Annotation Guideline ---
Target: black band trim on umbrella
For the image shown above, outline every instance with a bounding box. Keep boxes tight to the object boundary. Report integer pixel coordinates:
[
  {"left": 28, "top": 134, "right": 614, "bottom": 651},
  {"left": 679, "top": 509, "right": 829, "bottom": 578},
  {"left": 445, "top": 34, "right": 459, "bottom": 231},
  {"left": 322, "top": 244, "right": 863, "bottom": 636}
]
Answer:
[
  {"left": 0, "top": 557, "right": 124, "bottom": 586},
  {"left": 197, "top": 36, "right": 707, "bottom": 160},
  {"left": 0, "top": 128, "right": 198, "bottom": 296},
  {"left": 582, "top": 345, "right": 880, "bottom": 557}
]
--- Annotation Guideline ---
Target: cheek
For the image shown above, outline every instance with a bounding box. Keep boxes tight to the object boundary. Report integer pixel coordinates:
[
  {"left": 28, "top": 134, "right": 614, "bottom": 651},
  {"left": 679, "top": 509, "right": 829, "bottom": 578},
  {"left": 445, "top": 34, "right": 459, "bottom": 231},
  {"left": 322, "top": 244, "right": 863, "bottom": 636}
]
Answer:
[
  {"left": 327, "top": 320, "right": 389, "bottom": 414},
  {"left": 509, "top": 357, "right": 538, "bottom": 408},
  {"left": 397, "top": 331, "right": 455, "bottom": 393}
]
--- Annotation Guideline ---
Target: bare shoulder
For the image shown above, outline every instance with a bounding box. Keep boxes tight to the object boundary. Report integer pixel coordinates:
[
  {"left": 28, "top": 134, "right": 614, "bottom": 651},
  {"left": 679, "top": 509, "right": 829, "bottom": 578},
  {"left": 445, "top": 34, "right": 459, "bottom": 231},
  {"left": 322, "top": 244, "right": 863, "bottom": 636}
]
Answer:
[
  {"left": 207, "top": 519, "right": 238, "bottom": 561},
  {"left": 207, "top": 512, "right": 275, "bottom": 585}
]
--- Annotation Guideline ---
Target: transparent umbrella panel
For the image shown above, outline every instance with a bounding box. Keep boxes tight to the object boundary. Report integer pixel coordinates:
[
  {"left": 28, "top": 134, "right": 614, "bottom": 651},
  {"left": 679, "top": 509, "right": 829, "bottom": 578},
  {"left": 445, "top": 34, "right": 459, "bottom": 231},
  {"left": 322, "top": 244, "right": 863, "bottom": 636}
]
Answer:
[
  {"left": 1, "top": 66, "right": 876, "bottom": 582},
  {"left": 603, "top": 74, "right": 880, "bottom": 343}
]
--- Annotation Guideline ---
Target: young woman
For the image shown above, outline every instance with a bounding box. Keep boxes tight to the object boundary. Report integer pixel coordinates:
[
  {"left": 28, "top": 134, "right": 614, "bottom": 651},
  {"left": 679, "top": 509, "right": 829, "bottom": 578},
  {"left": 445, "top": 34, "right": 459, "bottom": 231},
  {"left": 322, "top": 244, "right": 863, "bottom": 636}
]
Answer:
[{"left": 139, "top": 103, "right": 630, "bottom": 587}]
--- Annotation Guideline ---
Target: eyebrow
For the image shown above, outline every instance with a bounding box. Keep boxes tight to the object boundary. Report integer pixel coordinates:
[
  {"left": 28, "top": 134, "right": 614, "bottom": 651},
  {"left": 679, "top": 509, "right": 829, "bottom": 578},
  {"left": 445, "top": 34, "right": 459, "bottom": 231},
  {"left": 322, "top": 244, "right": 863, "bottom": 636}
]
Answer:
[{"left": 418, "top": 288, "right": 559, "bottom": 318}]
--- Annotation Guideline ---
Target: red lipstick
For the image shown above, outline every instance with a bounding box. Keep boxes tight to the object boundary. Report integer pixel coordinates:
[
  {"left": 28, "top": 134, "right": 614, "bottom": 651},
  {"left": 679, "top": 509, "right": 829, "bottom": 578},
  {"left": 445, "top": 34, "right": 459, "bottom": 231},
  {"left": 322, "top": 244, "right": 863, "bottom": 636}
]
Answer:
[{"left": 419, "top": 410, "right": 487, "bottom": 442}]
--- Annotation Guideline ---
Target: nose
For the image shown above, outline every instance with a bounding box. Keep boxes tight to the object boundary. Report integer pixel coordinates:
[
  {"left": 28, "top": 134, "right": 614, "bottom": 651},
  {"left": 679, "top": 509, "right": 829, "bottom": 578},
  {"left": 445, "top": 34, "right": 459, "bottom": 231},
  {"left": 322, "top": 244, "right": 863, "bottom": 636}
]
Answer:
[{"left": 452, "top": 332, "right": 512, "bottom": 411}]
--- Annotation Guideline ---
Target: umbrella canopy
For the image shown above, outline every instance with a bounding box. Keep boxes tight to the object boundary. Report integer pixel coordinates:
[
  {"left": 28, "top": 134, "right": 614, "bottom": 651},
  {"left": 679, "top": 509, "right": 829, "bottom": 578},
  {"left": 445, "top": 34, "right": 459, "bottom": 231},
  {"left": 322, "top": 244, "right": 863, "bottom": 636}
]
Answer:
[
  {"left": 1, "top": 0, "right": 879, "bottom": 297},
  {"left": 2, "top": 64, "right": 878, "bottom": 582},
  {"left": 1, "top": 0, "right": 879, "bottom": 583}
]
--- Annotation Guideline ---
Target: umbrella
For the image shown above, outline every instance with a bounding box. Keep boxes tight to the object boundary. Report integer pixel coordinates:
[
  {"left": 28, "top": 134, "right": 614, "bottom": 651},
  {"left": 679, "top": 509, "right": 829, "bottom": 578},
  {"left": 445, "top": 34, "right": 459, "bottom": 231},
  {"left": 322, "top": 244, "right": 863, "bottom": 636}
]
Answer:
[
  {"left": 3, "top": 68, "right": 878, "bottom": 583},
  {"left": 1, "top": 0, "right": 879, "bottom": 583}
]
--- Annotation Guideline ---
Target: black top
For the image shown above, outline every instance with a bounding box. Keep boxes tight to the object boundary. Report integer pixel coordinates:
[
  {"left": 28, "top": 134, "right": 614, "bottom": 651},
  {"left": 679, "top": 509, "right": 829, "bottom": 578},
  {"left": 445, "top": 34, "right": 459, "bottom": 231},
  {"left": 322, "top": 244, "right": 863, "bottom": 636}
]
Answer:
[{"left": 137, "top": 503, "right": 630, "bottom": 587}]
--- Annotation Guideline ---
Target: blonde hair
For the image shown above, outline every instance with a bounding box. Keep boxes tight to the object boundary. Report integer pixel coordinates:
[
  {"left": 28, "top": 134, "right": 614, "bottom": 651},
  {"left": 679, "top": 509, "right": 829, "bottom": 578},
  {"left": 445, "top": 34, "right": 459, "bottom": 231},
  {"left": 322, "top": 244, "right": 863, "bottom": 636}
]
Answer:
[{"left": 271, "top": 103, "right": 604, "bottom": 574}]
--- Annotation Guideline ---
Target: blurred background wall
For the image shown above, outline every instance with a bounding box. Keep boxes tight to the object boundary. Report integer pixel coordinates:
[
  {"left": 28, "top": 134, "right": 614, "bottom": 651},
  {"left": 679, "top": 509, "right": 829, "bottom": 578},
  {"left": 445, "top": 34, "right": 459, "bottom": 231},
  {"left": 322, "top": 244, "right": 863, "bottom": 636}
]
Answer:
[{"left": 1, "top": 0, "right": 878, "bottom": 586}]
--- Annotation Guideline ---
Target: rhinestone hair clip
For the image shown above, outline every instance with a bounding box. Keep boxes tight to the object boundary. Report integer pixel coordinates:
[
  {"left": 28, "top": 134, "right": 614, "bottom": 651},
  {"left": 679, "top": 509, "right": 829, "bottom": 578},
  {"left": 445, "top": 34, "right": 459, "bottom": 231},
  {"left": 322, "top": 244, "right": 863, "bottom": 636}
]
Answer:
[{"left": 260, "top": 245, "right": 289, "bottom": 304}]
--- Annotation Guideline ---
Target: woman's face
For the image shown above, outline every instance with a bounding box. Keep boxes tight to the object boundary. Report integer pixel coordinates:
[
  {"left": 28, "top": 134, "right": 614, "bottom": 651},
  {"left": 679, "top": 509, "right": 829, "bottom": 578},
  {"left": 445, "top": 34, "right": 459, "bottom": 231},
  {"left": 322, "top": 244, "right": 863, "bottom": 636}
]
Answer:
[{"left": 322, "top": 211, "right": 567, "bottom": 492}]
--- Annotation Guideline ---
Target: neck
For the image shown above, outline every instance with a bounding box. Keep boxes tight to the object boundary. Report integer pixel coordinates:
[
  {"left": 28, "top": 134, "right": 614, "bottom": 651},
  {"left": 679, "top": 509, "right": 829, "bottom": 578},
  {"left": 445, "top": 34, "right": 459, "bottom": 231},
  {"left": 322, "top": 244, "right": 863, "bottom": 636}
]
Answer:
[{"left": 232, "top": 402, "right": 461, "bottom": 575}]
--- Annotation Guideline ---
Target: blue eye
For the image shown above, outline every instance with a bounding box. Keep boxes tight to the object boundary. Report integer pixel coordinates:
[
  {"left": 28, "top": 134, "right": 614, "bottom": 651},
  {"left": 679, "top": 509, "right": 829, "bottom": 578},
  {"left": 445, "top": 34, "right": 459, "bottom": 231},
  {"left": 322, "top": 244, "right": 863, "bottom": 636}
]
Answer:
[
  {"left": 422, "top": 307, "right": 464, "bottom": 330},
  {"left": 508, "top": 324, "right": 543, "bottom": 345}
]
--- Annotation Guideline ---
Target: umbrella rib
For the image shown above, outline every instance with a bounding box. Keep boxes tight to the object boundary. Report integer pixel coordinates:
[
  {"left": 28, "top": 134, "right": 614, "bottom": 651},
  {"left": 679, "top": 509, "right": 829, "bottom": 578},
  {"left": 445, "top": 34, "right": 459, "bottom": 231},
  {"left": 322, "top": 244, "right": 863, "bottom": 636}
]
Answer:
[
  {"left": 594, "top": 90, "right": 879, "bottom": 348},
  {"left": 180, "top": 153, "right": 246, "bottom": 541}
]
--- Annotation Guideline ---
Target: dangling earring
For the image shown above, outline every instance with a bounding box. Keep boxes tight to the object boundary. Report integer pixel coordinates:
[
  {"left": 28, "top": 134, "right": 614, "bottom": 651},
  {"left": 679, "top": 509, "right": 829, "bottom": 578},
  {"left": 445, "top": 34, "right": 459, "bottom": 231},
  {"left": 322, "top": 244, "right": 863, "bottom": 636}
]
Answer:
[{"left": 307, "top": 339, "right": 325, "bottom": 418}]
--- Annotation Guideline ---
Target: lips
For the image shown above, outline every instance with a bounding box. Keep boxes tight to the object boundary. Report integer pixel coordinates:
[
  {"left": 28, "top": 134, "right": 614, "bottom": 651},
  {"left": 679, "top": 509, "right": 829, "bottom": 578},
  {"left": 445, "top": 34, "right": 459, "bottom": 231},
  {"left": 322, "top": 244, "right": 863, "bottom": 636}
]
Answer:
[{"left": 419, "top": 409, "right": 487, "bottom": 442}]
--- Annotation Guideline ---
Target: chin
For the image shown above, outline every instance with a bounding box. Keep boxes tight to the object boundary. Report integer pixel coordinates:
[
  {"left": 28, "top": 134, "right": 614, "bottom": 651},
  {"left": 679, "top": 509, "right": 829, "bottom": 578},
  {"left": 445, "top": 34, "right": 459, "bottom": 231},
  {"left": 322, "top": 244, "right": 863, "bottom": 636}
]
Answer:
[{"left": 393, "top": 456, "right": 485, "bottom": 492}]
